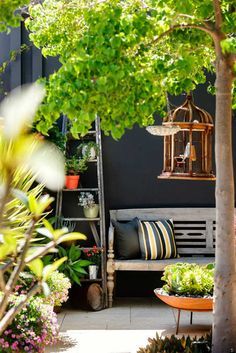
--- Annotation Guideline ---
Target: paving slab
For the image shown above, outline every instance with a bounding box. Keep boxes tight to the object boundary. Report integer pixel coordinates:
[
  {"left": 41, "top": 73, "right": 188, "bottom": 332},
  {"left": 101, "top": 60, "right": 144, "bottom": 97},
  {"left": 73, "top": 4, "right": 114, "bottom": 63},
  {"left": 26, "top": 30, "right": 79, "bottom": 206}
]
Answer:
[{"left": 46, "top": 297, "right": 212, "bottom": 353}]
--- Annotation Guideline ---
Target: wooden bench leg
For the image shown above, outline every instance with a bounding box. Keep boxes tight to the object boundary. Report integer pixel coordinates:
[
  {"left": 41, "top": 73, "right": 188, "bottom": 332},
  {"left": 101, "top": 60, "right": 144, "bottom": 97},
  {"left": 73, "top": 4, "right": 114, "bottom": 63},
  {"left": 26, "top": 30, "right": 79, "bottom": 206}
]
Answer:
[
  {"left": 107, "top": 259, "right": 115, "bottom": 308},
  {"left": 176, "top": 309, "right": 181, "bottom": 335}
]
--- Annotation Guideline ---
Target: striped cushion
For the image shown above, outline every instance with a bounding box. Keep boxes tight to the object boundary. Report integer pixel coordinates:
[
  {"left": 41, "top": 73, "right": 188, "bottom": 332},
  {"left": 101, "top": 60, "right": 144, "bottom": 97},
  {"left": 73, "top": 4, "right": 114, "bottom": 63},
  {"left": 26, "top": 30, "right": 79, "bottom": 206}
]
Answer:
[{"left": 138, "top": 219, "right": 177, "bottom": 260}]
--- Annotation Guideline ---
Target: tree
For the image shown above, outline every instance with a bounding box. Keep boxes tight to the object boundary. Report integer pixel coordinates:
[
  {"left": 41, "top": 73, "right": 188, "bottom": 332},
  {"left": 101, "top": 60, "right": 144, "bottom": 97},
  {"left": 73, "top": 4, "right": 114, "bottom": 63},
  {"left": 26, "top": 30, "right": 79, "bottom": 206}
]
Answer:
[
  {"left": 26, "top": 1, "right": 235, "bottom": 352},
  {"left": 0, "top": 0, "right": 30, "bottom": 32}
]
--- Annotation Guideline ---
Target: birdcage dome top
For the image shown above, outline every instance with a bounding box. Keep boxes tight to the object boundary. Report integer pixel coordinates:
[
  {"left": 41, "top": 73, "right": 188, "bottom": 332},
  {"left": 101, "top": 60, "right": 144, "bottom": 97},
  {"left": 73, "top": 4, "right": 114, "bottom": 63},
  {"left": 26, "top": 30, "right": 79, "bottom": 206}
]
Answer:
[{"left": 164, "top": 95, "right": 213, "bottom": 125}]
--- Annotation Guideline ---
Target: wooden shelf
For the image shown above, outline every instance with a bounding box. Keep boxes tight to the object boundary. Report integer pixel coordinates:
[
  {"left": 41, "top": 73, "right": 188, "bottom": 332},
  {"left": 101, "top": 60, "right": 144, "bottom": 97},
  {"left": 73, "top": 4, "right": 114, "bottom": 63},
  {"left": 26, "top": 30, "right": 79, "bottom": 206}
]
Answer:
[
  {"left": 80, "top": 278, "right": 103, "bottom": 283},
  {"left": 63, "top": 217, "right": 100, "bottom": 221},
  {"left": 62, "top": 188, "right": 99, "bottom": 192},
  {"left": 87, "top": 159, "right": 97, "bottom": 163},
  {"left": 80, "top": 246, "right": 103, "bottom": 251}
]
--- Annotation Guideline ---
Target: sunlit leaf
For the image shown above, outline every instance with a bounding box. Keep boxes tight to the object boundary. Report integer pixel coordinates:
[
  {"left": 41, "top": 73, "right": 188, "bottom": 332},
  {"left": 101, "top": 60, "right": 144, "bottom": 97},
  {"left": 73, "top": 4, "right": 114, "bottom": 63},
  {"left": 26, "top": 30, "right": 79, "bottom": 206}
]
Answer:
[
  {"left": 42, "top": 256, "right": 67, "bottom": 280},
  {"left": 42, "top": 281, "right": 51, "bottom": 297},
  {"left": 28, "top": 258, "right": 43, "bottom": 278},
  {"left": 58, "top": 232, "right": 87, "bottom": 243}
]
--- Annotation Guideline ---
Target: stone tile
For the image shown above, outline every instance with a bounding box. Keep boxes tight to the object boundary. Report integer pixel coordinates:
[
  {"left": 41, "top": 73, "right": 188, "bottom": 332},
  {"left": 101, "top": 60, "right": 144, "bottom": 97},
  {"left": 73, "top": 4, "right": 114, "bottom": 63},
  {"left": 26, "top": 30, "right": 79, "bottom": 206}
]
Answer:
[{"left": 46, "top": 297, "right": 212, "bottom": 352}]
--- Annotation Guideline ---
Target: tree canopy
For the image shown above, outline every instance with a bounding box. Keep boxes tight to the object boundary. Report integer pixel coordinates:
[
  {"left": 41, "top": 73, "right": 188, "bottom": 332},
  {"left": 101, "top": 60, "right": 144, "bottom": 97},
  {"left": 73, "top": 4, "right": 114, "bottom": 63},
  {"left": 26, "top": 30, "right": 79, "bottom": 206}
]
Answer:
[
  {"left": 0, "top": 0, "right": 30, "bottom": 32},
  {"left": 26, "top": 0, "right": 235, "bottom": 138}
]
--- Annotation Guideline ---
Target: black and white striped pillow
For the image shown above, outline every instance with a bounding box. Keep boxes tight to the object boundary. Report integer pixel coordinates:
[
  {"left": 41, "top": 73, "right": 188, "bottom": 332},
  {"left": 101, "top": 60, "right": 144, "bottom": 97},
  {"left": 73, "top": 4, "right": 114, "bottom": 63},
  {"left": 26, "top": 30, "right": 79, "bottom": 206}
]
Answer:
[{"left": 138, "top": 219, "right": 178, "bottom": 260}]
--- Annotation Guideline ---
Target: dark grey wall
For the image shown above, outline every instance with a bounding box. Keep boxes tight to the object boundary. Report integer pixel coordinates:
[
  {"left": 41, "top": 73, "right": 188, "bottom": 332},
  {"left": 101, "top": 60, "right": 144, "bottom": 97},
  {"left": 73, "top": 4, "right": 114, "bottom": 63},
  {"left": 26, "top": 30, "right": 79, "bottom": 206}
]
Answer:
[{"left": 1, "top": 25, "right": 236, "bottom": 296}]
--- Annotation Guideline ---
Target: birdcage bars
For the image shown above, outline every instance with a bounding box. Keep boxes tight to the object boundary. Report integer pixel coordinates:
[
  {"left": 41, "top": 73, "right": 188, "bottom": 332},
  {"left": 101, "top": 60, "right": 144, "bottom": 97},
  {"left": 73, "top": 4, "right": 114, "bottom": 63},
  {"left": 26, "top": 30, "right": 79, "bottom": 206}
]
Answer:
[{"left": 158, "top": 95, "right": 215, "bottom": 180}]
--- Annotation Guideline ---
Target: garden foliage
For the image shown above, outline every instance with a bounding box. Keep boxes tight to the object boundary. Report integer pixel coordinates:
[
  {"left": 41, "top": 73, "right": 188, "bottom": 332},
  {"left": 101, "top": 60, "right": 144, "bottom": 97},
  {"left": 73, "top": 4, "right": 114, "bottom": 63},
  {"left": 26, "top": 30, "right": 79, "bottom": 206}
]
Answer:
[
  {"left": 137, "top": 333, "right": 212, "bottom": 353},
  {"left": 25, "top": 0, "right": 236, "bottom": 138},
  {"left": 161, "top": 263, "right": 214, "bottom": 297},
  {"left": 0, "top": 84, "right": 86, "bottom": 335}
]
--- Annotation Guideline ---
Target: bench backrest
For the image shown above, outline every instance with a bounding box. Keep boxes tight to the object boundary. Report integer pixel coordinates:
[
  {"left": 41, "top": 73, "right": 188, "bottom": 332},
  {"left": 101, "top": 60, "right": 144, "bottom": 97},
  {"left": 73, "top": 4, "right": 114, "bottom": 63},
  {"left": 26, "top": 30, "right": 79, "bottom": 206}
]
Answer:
[{"left": 110, "top": 208, "right": 216, "bottom": 255}]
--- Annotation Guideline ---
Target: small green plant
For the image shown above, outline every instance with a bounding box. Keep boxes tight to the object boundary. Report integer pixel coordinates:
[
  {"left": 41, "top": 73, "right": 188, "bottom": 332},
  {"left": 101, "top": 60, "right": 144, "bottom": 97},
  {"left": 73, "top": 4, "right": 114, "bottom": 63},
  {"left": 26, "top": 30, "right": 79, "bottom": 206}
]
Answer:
[
  {"left": 161, "top": 263, "right": 214, "bottom": 297},
  {"left": 55, "top": 245, "right": 91, "bottom": 285},
  {"left": 65, "top": 156, "right": 88, "bottom": 175},
  {"left": 77, "top": 141, "right": 99, "bottom": 160},
  {"left": 137, "top": 333, "right": 212, "bottom": 353}
]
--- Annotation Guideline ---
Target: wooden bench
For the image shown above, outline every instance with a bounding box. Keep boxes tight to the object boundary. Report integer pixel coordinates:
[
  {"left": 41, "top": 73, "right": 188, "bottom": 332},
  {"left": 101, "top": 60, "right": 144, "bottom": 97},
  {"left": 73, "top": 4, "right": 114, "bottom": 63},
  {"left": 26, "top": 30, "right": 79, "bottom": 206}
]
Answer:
[{"left": 107, "top": 208, "right": 216, "bottom": 308}]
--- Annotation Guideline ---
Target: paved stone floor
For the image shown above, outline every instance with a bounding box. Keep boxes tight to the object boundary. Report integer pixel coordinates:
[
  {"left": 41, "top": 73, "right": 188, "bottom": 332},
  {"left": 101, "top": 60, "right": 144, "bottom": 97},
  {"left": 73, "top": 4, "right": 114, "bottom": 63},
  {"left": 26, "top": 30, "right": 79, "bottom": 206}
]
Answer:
[{"left": 46, "top": 297, "right": 212, "bottom": 353}]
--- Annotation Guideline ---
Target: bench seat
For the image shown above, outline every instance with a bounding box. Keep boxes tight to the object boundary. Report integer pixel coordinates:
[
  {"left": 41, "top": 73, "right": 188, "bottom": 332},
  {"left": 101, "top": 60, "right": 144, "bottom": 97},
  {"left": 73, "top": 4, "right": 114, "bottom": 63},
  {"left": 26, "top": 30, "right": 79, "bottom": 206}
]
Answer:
[
  {"left": 112, "top": 257, "right": 215, "bottom": 271},
  {"left": 107, "top": 208, "right": 217, "bottom": 308}
]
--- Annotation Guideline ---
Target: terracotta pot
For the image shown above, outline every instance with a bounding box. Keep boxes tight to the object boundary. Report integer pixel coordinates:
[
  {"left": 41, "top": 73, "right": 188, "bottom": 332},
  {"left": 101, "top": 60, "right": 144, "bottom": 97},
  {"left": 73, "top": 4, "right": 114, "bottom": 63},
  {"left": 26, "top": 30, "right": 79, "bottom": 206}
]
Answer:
[
  {"left": 154, "top": 288, "right": 213, "bottom": 312},
  {"left": 83, "top": 204, "right": 99, "bottom": 218},
  {"left": 65, "top": 175, "right": 80, "bottom": 189}
]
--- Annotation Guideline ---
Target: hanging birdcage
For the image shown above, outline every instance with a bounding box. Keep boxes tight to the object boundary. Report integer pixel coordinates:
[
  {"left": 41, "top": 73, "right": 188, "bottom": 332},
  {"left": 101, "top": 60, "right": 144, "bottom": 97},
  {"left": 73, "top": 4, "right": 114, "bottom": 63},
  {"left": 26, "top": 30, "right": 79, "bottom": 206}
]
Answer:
[{"left": 147, "top": 94, "right": 215, "bottom": 180}]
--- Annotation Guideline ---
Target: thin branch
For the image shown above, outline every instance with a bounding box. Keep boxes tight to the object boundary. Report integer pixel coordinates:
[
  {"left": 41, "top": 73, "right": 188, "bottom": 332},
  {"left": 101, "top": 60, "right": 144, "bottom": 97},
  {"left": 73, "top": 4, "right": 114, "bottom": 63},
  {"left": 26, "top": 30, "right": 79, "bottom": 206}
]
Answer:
[
  {"left": 213, "top": 0, "right": 223, "bottom": 30},
  {"left": 0, "top": 260, "right": 14, "bottom": 273},
  {"left": 0, "top": 283, "right": 41, "bottom": 334},
  {"left": 25, "top": 240, "right": 56, "bottom": 263},
  {"left": 0, "top": 176, "right": 12, "bottom": 225},
  {"left": 152, "top": 23, "right": 216, "bottom": 45}
]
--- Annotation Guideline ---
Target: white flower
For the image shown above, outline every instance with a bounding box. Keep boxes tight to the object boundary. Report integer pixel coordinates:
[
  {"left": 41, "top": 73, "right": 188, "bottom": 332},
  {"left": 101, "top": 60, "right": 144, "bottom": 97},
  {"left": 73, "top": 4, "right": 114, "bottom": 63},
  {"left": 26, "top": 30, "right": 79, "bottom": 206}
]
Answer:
[
  {"left": 0, "top": 83, "right": 45, "bottom": 140},
  {"left": 26, "top": 142, "right": 65, "bottom": 191}
]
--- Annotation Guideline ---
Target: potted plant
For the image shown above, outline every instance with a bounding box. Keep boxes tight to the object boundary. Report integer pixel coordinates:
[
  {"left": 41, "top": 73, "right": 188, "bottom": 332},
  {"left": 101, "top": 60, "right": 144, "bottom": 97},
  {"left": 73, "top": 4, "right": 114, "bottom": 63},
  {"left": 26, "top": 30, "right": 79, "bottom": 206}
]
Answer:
[
  {"left": 78, "top": 141, "right": 99, "bottom": 161},
  {"left": 54, "top": 245, "right": 92, "bottom": 285},
  {"left": 154, "top": 263, "right": 214, "bottom": 334},
  {"left": 65, "top": 156, "right": 88, "bottom": 189},
  {"left": 78, "top": 192, "right": 99, "bottom": 218},
  {"left": 83, "top": 246, "right": 102, "bottom": 279}
]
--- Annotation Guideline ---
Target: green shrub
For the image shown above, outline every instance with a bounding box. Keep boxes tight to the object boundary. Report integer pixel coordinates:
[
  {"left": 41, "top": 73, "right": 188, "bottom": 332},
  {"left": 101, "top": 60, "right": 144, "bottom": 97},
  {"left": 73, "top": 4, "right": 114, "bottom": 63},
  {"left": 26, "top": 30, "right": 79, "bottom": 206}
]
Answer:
[
  {"left": 137, "top": 333, "right": 212, "bottom": 353},
  {"left": 161, "top": 263, "right": 214, "bottom": 297}
]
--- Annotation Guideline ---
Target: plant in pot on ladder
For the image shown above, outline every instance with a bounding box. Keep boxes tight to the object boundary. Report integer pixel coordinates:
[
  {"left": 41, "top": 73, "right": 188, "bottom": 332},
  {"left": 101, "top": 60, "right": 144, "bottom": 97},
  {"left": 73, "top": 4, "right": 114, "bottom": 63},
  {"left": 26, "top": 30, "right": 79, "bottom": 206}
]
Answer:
[
  {"left": 78, "top": 192, "right": 99, "bottom": 218},
  {"left": 65, "top": 156, "right": 88, "bottom": 189},
  {"left": 83, "top": 246, "right": 102, "bottom": 280}
]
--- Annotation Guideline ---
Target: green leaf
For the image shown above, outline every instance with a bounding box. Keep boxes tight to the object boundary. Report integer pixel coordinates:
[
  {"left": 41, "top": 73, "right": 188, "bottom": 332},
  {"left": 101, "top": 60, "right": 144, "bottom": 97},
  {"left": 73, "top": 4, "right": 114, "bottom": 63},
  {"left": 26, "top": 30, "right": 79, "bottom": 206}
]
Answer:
[
  {"left": 28, "top": 194, "right": 38, "bottom": 214},
  {"left": 28, "top": 258, "right": 43, "bottom": 278},
  {"left": 70, "top": 271, "right": 81, "bottom": 285},
  {"left": 42, "top": 256, "right": 67, "bottom": 280},
  {"left": 69, "top": 245, "right": 81, "bottom": 262},
  {"left": 42, "top": 281, "right": 51, "bottom": 297},
  {"left": 75, "top": 259, "right": 92, "bottom": 267},
  {"left": 0, "top": 234, "right": 17, "bottom": 260},
  {"left": 11, "top": 188, "right": 28, "bottom": 206},
  {"left": 58, "top": 232, "right": 87, "bottom": 243}
]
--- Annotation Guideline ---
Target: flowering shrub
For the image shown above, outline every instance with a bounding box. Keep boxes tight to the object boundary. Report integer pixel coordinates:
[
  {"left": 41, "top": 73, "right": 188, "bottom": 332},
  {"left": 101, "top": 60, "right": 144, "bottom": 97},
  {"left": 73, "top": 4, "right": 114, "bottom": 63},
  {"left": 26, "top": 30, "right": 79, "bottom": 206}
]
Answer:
[
  {"left": 78, "top": 192, "right": 96, "bottom": 208},
  {"left": 0, "top": 295, "right": 59, "bottom": 352},
  {"left": 83, "top": 246, "right": 102, "bottom": 266},
  {"left": 15, "top": 271, "right": 71, "bottom": 307},
  {"left": 45, "top": 271, "right": 71, "bottom": 307}
]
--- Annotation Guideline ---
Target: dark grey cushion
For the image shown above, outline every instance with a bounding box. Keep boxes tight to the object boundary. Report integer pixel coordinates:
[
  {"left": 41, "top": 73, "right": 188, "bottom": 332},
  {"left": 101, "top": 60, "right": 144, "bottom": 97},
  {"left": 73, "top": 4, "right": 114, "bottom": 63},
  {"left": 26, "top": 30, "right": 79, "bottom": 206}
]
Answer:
[{"left": 112, "top": 218, "right": 140, "bottom": 259}]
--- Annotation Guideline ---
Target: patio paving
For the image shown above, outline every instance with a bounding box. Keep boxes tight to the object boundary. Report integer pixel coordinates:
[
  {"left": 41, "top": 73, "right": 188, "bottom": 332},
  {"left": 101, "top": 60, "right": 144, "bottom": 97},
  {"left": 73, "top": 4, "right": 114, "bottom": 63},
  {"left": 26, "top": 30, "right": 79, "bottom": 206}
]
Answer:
[{"left": 46, "top": 297, "right": 212, "bottom": 353}]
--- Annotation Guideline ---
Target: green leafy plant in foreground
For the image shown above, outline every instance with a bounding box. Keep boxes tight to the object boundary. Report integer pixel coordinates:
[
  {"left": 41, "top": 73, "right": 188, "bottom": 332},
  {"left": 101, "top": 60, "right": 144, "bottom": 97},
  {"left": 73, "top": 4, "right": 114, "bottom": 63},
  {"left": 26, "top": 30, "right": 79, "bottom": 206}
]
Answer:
[
  {"left": 137, "top": 333, "right": 212, "bottom": 353},
  {"left": 0, "top": 84, "right": 87, "bottom": 335},
  {"left": 161, "top": 263, "right": 215, "bottom": 297}
]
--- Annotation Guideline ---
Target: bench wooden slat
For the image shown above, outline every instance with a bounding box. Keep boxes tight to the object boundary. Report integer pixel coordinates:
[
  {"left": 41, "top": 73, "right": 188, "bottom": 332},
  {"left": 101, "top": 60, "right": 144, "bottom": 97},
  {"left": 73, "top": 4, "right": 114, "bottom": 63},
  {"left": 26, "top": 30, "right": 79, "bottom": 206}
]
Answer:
[{"left": 114, "top": 257, "right": 215, "bottom": 271}]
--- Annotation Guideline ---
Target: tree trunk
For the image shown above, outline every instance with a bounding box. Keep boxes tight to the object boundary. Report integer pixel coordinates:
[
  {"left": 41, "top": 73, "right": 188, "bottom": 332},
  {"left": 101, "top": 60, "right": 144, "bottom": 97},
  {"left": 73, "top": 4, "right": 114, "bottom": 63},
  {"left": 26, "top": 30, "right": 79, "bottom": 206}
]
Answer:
[{"left": 212, "top": 54, "right": 236, "bottom": 352}]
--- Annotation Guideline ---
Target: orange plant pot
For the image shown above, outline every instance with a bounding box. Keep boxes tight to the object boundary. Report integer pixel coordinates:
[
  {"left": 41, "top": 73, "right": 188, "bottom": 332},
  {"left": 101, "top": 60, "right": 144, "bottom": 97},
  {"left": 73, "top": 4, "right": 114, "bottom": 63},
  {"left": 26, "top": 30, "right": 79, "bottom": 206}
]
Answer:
[{"left": 65, "top": 175, "right": 80, "bottom": 189}]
